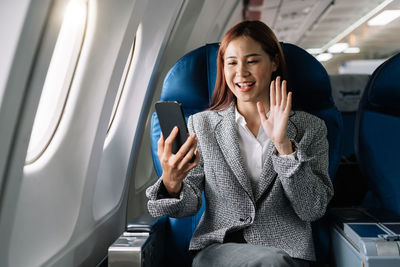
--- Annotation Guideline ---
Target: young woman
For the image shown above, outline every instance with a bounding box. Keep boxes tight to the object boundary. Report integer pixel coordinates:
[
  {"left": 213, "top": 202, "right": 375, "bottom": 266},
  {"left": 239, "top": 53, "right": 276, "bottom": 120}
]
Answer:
[{"left": 146, "top": 21, "right": 333, "bottom": 267}]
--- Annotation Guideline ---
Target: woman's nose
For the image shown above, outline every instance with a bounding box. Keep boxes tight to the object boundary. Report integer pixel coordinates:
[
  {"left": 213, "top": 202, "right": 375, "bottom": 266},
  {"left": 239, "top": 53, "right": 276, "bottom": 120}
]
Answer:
[{"left": 236, "top": 63, "right": 249, "bottom": 77}]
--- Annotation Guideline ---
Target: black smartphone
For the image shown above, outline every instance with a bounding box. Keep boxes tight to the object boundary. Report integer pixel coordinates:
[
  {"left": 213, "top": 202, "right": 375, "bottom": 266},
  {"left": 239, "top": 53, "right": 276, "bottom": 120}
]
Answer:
[{"left": 155, "top": 101, "right": 191, "bottom": 155}]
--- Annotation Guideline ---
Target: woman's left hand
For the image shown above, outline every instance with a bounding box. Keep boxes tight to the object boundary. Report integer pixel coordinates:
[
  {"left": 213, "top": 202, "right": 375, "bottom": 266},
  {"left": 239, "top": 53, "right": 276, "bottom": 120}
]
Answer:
[{"left": 257, "top": 76, "right": 293, "bottom": 155}]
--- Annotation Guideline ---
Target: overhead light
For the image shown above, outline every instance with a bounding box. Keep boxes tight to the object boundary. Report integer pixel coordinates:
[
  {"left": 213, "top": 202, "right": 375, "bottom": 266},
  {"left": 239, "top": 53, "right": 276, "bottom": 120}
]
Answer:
[
  {"left": 328, "top": 43, "right": 349, "bottom": 53},
  {"left": 320, "top": 0, "right": 394, "bottom": 51},
  {"left": 368, "top": 10, "right": 400, "bottom": 26},
  {"left": 316, "top": 53, "right": 333, "bottom": 62},
  {"left": 307, "top": 48, "right": 323, "bottom": 54},
  {"left": 344, "top": 47, "right": 360, "bottom": 53}
]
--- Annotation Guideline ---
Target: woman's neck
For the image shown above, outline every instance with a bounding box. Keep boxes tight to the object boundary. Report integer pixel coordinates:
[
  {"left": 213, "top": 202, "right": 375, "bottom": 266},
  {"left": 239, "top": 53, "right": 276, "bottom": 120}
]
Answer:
[{"left": 236, "top": 100, "right": 269, "bottom": 137}]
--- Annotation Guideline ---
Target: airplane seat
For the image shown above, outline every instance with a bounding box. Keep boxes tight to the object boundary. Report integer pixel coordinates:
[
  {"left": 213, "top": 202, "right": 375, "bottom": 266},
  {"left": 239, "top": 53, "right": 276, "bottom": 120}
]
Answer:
[
  {"left": 355, "top": 53, "right": 400, "bottom": 214},
  {"left": 329, "top": 74, "right": 369, "bottom": 207},
  {"left": 150, "top": 43, "right": 218, "bottom": 267},
  {"left": 281, "top": 43, "right": 343, "bottom": 266},
  {"left": 329, "top": 53, "right": 400, "bottom": 267},
  {"left": 330, "top": 74, "right": 369, "bottom": 158},
  {"left": 148, "top": 42, "right": 342, "bottom": 266}
]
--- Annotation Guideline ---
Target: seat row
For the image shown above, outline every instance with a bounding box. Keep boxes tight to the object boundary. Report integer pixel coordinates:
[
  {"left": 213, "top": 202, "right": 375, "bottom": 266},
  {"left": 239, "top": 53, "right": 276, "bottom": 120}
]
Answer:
[{"left": 109, "top": 43, "right": 400, "bottom": 267}]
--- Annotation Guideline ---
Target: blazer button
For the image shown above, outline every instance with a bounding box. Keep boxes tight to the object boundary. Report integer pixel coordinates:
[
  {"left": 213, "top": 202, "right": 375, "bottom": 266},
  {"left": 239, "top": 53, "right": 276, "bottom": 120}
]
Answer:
[
  {"left": 239, "top": 216, "right": 252, "bottom": 223},
  {"left": 246, "top": 216, "right": 252, "bottom": 223}
]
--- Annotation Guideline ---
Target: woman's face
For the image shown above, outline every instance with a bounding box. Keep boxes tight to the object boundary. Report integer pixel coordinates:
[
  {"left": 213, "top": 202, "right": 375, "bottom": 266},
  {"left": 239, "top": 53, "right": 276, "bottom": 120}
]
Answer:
[{"left": 224, "top": 36, "right": 277, "bottom": 105}]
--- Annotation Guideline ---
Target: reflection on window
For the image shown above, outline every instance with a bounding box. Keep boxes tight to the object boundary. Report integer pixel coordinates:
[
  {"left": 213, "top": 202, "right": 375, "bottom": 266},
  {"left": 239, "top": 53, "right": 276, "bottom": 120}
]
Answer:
[
  {"left": 107, "top": 38, "right": 136, "bottom": 134},
  {"left": 25, "top": 0, "right": 88, "bottom": 164}
]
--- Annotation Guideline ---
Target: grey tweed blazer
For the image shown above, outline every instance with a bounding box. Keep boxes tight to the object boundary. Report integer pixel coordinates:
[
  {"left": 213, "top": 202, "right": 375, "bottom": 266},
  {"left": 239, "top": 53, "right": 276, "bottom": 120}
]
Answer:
[{"left": 146, "top": 104, "right": 333, "bottom": 261}]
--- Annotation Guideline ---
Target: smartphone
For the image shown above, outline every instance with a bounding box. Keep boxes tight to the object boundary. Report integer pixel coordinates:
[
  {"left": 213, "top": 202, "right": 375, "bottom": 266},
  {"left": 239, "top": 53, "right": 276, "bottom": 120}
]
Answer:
[{"left": 155, "top": 101, "right": 191, "bottom": 155}]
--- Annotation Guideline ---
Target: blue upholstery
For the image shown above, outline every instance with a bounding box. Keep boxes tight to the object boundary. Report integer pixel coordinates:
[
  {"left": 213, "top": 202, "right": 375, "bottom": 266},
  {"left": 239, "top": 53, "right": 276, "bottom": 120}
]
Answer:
[
  {"left": 355, "top": 53, "right": 400, "bottom": 215},
  {"left": 280, "top": 43, "right": 343, "bottom": 265},
  {"left": 150, "top": 42, "right": 342, "bottom": 266},
  {"left": 150, "top": 44, "right": 218, "bottom": 267},
  {"left": 282, "top": 43, "right": 342, "bottom": 179}
]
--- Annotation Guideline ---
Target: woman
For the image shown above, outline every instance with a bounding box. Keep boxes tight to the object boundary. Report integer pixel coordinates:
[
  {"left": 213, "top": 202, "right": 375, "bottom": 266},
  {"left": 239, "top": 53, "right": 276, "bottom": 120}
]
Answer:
[{"left": 146, "top": 20, "right": 333, "bottom": 267}]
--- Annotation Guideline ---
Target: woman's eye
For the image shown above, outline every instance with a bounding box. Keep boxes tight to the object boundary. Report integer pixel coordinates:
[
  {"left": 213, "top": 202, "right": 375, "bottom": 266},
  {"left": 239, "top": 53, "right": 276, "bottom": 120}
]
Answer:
[
  {"left": 227, "top": 62, "right": 237, "bottom": 66},
  {"left": 248, "top": 60, "right": 258, "bottom": 64}
]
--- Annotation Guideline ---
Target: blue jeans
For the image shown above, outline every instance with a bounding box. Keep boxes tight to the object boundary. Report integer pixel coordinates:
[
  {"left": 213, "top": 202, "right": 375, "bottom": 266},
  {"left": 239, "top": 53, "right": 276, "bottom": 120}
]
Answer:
[{"left": 192, "top": 243, "right": 311, "bottom": 267}]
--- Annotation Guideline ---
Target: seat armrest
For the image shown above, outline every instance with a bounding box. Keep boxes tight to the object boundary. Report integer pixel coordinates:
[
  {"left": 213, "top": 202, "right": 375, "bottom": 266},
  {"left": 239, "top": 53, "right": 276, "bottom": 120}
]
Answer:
[
  {"left": 108, "top": 213, "right": 167, "bottom": 267},
  {"left": 329, "top": 207, "right": 400, "bottom": 242},
  {"left": 330, "top": 207, "right": 400, "bottom": 264},
  {"left": 329, "top": 207, "right": 400, "bottom": 226},
  {"left": 329, "top": 207, "right": 375, "bottom": 227},
  {"left": 126, "top": 213, "right": 166, "bottom": 233}
]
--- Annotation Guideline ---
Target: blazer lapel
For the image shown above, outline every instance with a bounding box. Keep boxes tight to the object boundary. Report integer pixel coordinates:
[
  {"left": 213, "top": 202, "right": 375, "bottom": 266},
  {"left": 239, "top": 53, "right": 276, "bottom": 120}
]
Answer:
[
  {"left": 254, "top": 113, "right": 298, "bottom": 202},
  {"left": 214, "top": 106, "right": 254, "bottom": 202}
]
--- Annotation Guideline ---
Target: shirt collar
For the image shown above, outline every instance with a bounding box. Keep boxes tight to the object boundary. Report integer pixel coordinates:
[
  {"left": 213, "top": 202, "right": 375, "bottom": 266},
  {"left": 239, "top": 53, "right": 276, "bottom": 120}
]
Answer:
[
  {"left": 235, "top": 106, "right": 271, "bottom": 143},
  {"left": 234, "top": 107, "right": 247, "bottom": 127},
  {"left": 234, "top": 106, "right": 270, "bottom": 127}
]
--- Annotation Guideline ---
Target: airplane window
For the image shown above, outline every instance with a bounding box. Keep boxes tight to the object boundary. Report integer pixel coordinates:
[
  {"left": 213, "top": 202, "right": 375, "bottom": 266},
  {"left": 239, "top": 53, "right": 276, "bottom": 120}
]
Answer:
[
  {"left": 107, "top": 38, "right": 136, "bottom": 134},
  {"left": 25, "top": 0, "right": 88, "bottom": 164}
]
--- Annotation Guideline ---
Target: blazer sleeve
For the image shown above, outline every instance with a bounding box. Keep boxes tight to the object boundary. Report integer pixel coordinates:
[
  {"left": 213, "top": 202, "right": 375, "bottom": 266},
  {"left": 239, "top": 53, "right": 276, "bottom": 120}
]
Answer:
[
  {"left": 271, "top": 118, "right": 333, "bottom": 222},
  {"left": 146, "top": 115, "right": 205, "bottom": 218}
]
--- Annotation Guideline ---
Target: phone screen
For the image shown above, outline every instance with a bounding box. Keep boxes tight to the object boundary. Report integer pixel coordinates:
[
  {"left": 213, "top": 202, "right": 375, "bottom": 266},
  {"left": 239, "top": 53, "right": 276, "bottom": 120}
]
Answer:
[{"left": 155, "top": 101, "right": 189, "bottom": 154}]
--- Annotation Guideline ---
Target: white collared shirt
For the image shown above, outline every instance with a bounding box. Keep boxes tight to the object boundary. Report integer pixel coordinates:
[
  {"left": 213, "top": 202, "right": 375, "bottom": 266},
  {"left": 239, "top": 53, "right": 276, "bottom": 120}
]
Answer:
[{"left": 234, "top": 108, "right": 295, "bottom": 186}]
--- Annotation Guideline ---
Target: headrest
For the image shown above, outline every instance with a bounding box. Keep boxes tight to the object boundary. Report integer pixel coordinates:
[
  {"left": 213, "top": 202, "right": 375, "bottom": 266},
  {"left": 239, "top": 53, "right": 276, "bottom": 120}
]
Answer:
[
  {"left": 330, "top": 74, "right": 369, "bottom": 112},
  {"left": 281, "top": 42, "right": 335, "bottom": 111},
  {"left": 160, "top": 43, "right": 218, "bottom": 113},
  {"left": 360, "top": 53, "right": 400, "bottom": 116}
]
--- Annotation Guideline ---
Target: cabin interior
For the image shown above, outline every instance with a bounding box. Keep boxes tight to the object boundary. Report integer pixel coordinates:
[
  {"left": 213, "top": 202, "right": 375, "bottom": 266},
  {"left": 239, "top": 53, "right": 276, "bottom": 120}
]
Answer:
[{"left": 0, "top": 0, "right": 400, "bottom": 266}]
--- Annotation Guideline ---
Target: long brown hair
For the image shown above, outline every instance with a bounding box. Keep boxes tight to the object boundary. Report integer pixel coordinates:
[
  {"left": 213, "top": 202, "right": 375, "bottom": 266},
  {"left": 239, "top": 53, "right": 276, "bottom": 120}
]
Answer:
[{"left": 209, "top": 20, "right": 288, "bottom": 111}]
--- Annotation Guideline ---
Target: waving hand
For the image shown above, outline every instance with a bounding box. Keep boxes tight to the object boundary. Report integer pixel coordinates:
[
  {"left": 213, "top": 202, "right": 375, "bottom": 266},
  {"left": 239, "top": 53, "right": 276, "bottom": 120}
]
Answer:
[{"left": 257, "top": 76, "right": 294, "bottom": 155}]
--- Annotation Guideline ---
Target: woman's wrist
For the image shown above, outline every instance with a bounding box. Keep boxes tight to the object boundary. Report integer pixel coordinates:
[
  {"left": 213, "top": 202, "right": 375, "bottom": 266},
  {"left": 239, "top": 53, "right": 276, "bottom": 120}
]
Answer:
[
  {"left": 275, "top": 139, "right": 294, "bottom": 155},
  {"left": 162, "top": 178, "right": 182, "bottom": 197}
]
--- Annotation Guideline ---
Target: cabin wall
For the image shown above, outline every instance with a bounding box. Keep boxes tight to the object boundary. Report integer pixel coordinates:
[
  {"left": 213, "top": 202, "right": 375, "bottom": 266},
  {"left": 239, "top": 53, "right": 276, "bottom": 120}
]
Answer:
[
  {"left": 0, "top": 0, "right": 56, "bottom": 265},
  {"left": 2, "top": 1, "right": 400, "bottom": 266},
  {"left": 0, "top": 0, "right": 30, "bottom": 104},
  {"left": 0, "top": 0, "right": 244, "bottom": 266},
  {"left": 0, "top": 0, "right": 147, "bottom": 266}
]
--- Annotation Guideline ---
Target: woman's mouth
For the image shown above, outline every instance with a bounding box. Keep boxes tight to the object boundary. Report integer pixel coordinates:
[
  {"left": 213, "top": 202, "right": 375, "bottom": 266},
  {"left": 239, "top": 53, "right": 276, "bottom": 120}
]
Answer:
[{"left": 235, "top": 81, "right": 255, "bottom": 92}]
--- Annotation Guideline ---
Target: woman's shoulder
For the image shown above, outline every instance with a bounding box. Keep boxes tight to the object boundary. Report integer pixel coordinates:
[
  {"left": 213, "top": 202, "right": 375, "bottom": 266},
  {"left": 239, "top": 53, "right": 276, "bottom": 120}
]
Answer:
[
  {"left": 291, "top": 110, "right": 322, "bottom": 121},
  {"left": 190, "top": 109, "right": 220, "bottom": 127},
  {"left": 192, "top": 109, "right": 219, "bottom": 119},
  {"left": 188, "top": 105, "right": 235, "bottom": 135},
  {"left": 290, "top": 110, "right": 327, "bottom": 132}
]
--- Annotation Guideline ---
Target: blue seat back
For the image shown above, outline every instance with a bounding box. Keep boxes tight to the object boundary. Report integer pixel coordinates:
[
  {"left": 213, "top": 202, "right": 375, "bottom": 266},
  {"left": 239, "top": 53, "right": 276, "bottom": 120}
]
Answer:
[
  {"left": 281, "top": 43, "right": 343, "bottom": 265},
  {"left": 150, "top": 43, "right": 342, "bottom": 266},
  {"left": 150, "top": 44, "right": 218, "bottom": 266},
  {"left": 355, "top": 53, "right": 400, "bottom": 214},
  {"left": 281, "top": 43, "right": 342, "bottom": 179}
]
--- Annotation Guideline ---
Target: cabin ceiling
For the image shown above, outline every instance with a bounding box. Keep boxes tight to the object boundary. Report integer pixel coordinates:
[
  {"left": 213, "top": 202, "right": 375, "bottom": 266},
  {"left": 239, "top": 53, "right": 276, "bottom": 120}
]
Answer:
[{"left": 245, "top": 0, "right": 400, "bottom": 72}]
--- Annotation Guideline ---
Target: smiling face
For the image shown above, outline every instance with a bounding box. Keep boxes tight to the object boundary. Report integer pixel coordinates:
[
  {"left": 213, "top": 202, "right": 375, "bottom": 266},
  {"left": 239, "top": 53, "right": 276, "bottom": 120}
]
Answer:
[{"left": 224, "top": 36, "right": 278, "bottom": 106}]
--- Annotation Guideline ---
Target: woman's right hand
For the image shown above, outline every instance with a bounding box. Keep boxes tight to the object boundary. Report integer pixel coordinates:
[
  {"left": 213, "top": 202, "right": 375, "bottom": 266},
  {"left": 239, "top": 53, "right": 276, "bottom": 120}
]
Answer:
[{"left": 158, "top": 126, "right": 200, "bottom": 197}]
